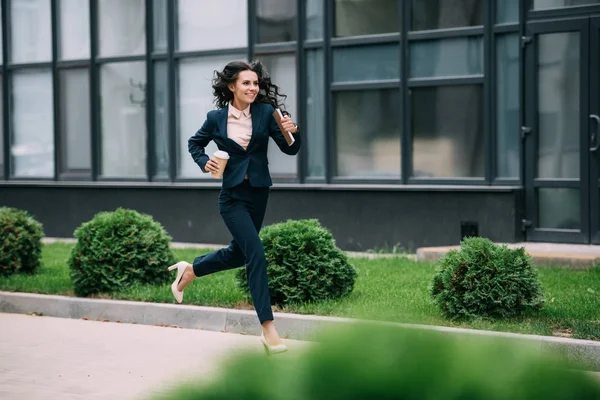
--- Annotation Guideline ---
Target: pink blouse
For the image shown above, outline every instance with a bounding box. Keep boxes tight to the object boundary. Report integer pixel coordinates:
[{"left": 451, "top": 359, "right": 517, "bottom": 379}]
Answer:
[{"left": 227, "top": 103, "right": 252, "bottom": 150}]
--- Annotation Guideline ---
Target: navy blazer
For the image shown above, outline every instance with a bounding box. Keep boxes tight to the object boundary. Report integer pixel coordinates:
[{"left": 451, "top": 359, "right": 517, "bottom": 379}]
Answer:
[{"left": 188, "top": 103, "right": 302, "bottom": 189}]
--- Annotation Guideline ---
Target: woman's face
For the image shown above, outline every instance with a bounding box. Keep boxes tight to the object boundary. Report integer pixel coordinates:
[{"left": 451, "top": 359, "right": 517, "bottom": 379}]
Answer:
[{"left": 229, "top": 70, "right": 259, "bottom": 106}]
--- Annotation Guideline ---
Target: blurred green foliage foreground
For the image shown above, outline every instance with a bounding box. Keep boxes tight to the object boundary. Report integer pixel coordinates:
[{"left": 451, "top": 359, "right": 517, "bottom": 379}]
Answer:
[{"left": 154, "top": 324, "right": 600, "bottom": 400}]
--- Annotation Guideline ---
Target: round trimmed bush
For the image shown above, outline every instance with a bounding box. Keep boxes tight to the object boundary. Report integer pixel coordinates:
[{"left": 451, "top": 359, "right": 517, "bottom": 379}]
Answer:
[
  {"left": 0, "top": 207, "right": 44, "bottom": 276},
  {"left": 68, "top": 208, "right": 176, "bottom": 297},
  {"left": 430, "top": 237, "right": 545, "bottom": 320},
  {"left": 236, "top": 219, "right": 356, "bottom": 306}
]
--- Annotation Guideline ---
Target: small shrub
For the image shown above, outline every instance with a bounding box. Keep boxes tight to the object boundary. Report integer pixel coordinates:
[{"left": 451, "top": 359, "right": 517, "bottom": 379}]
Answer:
[
  {"left": 236, "top": 219, "right": 356, "bottom": 306},
  {"left": 154, "top": 325, "right": 600, "bottom": 400},
  {"left": 0, "top": 207, "right": 44, "bottom": 276},
  {"left": 68, "top": 208, "right": 176, "bottom": 297},
  {"left": 430, "top": 237, "right": 545, "bottom": 320}
]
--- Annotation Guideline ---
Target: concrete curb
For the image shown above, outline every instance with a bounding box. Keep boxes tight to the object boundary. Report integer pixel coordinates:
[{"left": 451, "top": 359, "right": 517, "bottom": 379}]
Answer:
[{"left": 1, "top": 291, "right": 599, "bottom": 371}]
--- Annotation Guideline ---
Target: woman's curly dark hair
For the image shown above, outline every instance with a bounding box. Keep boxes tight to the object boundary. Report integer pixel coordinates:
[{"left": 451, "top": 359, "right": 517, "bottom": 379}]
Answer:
[{"left": 212, "top": 60, "right": 290, "bottom": 116}]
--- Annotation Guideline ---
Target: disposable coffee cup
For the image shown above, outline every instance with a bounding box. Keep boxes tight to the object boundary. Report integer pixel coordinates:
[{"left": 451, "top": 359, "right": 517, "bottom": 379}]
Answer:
[{"left": 211, "top": 150, "right": 229, "bottom": 179}]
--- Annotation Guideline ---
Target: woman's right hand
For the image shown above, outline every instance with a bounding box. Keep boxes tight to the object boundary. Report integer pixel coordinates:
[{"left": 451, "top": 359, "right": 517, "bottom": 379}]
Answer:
[{"left": 204, "top": 158, "right": 220, "bottom": 173}]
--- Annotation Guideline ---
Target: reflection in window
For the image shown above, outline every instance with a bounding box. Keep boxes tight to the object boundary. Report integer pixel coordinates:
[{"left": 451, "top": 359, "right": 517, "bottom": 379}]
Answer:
[
  {"left": 538, "top": 188, "right": 580, "bottom": 230},
  {"left": 411, "top": 85, "right": 484, "bottom": 178},
  {"left": 334, "top": 0, "right": 399, "bottom": 37},
  {"left": 334, "top": 45, "right": 400, "bottom": 82},
  {"left": 0, "top": 7, "right": 3, "bottom": 64},
  {"left": 177, "top": 55, "right": 246, "bottom": 179},
  {"left": 410, "top": 37, "right": 483, "bottom": 78},
  {"left": 496, "top": 34, "right": 520, "bottom": 178},
  {"left": 153, "top": 0, "right": 168, "bottom": 52},
  {"left": 11, "top": 0, "right": 52, "bottom": 63},
  {"left": 257, "top": 0, "right": 297, "bottom": 43},
  {"left": 98, "top": 0, "right": 145, "bottom": 57},
  {"left": 537, "top": 32, "right": 580, "bottom": 180},
  {"left": 177, "top": 0, "right": 247, "bottom": 51},
  {"left": 533, "top": 0, "right": 600, "bottom": 9},
  {"left": 59, "top": 0, "right": 90, "bottom": 60},
  {"left": 496, "top": 0, "right": 520, "bottom": 24},
  {"left": 411, "top": 0, "right": 483, "bottom": 31},
  {"left": 154, "top": 62, "right": 169, "bottom": 178},
  {"left": 335, "top": 90, "right": 401, "bottom": 178},
  {"left": 306, "top": 0, "right": 323, "bottom": 39},
  {"left": 100, "top": 62, "right": 147, "bottom": 178},
  {"left": 59, "top": 69, "right": 91, "bottom": 174},
  {"left": 0, "top": 80, "right": 3, "bottom": 176},
  {"left": 12, "top": 70, "right": 54, "bottom": 178},
  {"left": 257, "top": 54, "right": 298, "bottom": 177},
  {"left": 306, "top": 50, "right": 325, "bottom": 178}
]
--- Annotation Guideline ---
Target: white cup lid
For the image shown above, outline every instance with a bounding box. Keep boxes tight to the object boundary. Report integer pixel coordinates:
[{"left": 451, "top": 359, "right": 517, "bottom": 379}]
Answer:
[{"left": 213, "top": 150, "right": 230, "bottom": 159}]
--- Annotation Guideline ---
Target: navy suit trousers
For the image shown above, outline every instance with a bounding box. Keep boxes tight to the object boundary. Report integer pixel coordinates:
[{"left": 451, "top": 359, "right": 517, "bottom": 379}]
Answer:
[{"left": 192, "top": 180, "right": 273, "bottom": 324}]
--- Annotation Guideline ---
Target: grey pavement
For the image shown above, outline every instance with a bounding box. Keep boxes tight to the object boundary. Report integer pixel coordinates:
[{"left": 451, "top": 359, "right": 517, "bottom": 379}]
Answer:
[
  {"left": 1, "top": 312, "right": 599, "bottom": 400},
  {"left": 41, "top": 237, "right": 416, "bottom": 260},
  {"left": 2, "top": 291, "right": 600, "bottom": 371},
  {"left": 42, "top": 237, "right": 600, "bottom": 264},
  {"left": 0, "top": 313, "right": 307, "bottom": 400},
  {"left": 417, "top": 242, "right": 600, "bottom": 267}
]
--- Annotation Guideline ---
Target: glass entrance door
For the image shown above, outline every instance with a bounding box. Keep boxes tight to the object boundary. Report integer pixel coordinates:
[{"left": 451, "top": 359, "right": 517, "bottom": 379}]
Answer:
[
  {"left": 590, "top": 18, "right": 600, "bottom": 244},
  {"left": 524, "top": 17, "right": 598, "bottom": 243}
]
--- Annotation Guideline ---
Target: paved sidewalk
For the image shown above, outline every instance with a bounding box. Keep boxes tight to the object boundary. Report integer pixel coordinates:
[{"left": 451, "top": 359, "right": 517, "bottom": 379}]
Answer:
[
  {"left": 42, "top": 237, "right": 600, "bottom": 265},
  {"left": 0, "top": 313, "right": 306, "bottom": 400},
  {"left": 417, "top": 242, "right": 600, "bottom": 267},
  {"left": 41, "top": 237, "right": 415, "bottom": 260}
]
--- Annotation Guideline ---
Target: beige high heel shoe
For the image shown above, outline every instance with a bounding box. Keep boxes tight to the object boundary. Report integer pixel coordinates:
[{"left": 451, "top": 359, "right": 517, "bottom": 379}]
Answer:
[
  {"left": 260, "top": 333, "right": 288, "bottom": 355},
  {"left": 168, "top": 261, "right": 190, "bottom": 303}
]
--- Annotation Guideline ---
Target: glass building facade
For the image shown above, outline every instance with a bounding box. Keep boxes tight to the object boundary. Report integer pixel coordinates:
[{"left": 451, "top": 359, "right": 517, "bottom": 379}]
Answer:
[{"left": 1, "top": 0, "right": 600, "bottom": 249}]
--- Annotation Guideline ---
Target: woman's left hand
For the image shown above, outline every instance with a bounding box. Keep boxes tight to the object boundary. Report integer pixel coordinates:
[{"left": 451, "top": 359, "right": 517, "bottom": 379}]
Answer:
[{"left": 281, "top": 116, "right": 298, "bottom": 134}]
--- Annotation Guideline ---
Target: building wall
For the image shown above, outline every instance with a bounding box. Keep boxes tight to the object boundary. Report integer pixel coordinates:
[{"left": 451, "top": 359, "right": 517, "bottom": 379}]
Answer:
[
  {"left": 2, "top": 1, "right": 599, "bottom": 247},
  {"left": 0, "top": 0, "right": 522, "bottom": 184},
  {"left": 0, "top": 183, "right": 523, "bottom": 251}
]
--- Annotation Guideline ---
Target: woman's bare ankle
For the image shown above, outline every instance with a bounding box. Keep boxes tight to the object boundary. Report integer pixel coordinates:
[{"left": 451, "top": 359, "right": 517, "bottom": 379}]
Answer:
[
  {"left": 176, "top": 264, "right": 196, "bottom": 292},
  {"left": 261, "top": 321, "right": 282, "bottom": 345},
  {"left": 186, "top": 263, "right": 196, "bottom": 278}
]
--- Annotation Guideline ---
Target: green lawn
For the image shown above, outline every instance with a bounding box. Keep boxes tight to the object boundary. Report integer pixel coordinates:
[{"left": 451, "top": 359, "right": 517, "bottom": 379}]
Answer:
[{"left": 1, "top": 243, "right": 599, "bottom": 340}]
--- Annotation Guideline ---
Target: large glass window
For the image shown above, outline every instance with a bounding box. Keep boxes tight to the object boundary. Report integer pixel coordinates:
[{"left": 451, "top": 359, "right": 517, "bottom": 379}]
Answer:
[
  {"left": 153, "top": 0, "right": 168, "bottom": 53},
  {"left": 306, "top": 0, "right": 323, "bottom": 40},
  {"left": 410, "top": 38, "right": 483, "bottom": 78},
  {"left": 154, "top": 62, "right": 169, "bottom": 178},
  {"left": 177, "top": 0, "right": 247, "bottom": 51},
  {"left": 12, "top": 70, "right": 54, "bottom": 178},
  {"left": 306, "top": 50, "right": 325, "bottom": 178},
  {"left": 59, "top": 69, "right": 91, "bottom": 175},
  {"left": 411, "top": 0, "right": 483, "bottom": 31},
  {"left": 98, "top": 0, "right": 145, "bottom": 57},
  {"left": 10, "top": 0, "right": 52, "bottom": 63},
  {"left": 533, "top": 0, "right": 600, "bottom": 9},
  {"left": 411, "top": 85, "right": 484, "bottom": 178},
  {"left": 334, "top": 0, "right": 399, "bottom": 37},
  {"left": 333, "top": 44, "right": 400, "bottom": 82},
  {"left": 58, "top": 0, "right": 90, "bottom": 60},
  {"left": 257, "top": 0, "right": 297, "bottom": 43},
  {"left": 537, "top": 32, "right": 580, "bottom": 180},
  {"left": 0, "top": 7, "right": 3, "bottom": 64},
  {"left": 0, "top": 80, "right": 3, "bottom": 176},
  {"left": 257, "top": 54, "right": 298, "bottom": 177},
  {"left": 335, "top": 89, "right": 401, "bottom": 178},
  {"left": 100, "top": 62, "right": 147, "bottom": 178},
  {"left": 496, "top": 34, "right": 520, "bottom": 179},
  {"left": 497, "top": 0, "right": 520, "bottom": 24},
  {"left": 177, "top": 55, "right": 245, "bottom": 179}
]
